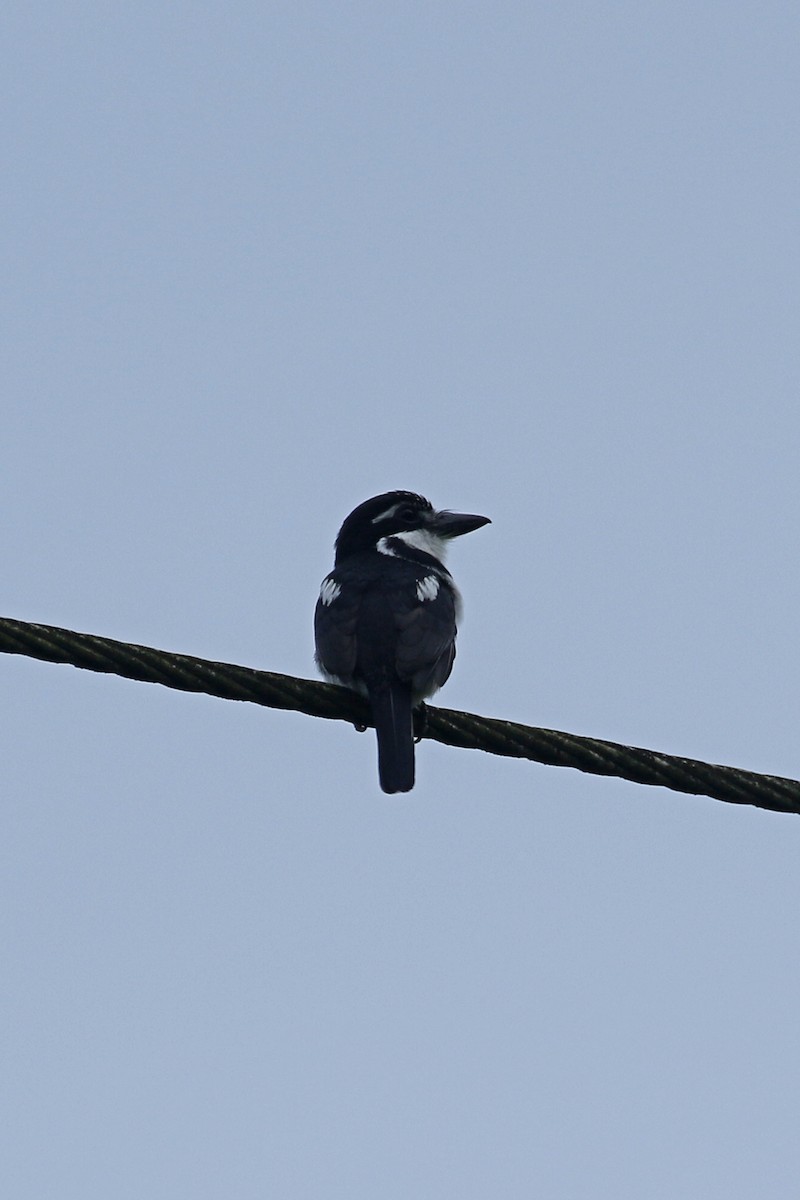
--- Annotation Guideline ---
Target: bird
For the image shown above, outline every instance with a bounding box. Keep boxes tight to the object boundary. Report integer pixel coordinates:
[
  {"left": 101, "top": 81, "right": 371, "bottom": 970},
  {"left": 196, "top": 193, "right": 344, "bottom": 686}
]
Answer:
[{"left": 314, "top": 490, "right": 490, "bottom": 793}]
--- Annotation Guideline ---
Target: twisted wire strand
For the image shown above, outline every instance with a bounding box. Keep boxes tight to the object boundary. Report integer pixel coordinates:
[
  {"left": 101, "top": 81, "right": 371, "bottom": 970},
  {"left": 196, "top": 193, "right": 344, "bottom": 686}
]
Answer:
[{"left": 1, "top": 615, "right": 797, "bottom": 816}]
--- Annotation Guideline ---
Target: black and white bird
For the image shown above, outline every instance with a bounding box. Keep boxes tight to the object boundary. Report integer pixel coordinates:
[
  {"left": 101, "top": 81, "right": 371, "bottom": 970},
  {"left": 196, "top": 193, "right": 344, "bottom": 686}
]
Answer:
[{"left": 314, "top": 491, "right": 490, "bottom": 793}]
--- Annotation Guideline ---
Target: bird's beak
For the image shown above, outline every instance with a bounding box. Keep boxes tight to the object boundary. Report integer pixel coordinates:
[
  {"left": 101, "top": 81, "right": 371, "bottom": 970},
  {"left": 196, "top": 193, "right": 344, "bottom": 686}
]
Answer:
[{"left": 432, "top": 510, "right": 491, "bottom": 539}]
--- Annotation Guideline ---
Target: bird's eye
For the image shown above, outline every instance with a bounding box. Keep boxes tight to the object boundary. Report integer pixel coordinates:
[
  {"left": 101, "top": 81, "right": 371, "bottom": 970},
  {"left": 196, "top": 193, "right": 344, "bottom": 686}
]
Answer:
[{"left": 398, "top": 505, "right": 417, "bottom": 522}]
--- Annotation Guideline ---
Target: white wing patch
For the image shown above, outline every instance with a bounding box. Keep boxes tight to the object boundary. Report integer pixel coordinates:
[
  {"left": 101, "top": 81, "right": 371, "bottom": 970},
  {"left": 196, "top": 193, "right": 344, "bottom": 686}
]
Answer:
[
  {"left": 319, "top": 576, "right": 341, "bottom": 606},
  {"left": 416, "top": 575, "right": 440, "bottom": 602}
]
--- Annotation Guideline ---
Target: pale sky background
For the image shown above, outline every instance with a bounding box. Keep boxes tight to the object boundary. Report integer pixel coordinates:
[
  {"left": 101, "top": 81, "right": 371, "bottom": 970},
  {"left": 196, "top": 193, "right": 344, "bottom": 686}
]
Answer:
[{"left": 2, "top": 3, "right": 800, "bottom": 1197}]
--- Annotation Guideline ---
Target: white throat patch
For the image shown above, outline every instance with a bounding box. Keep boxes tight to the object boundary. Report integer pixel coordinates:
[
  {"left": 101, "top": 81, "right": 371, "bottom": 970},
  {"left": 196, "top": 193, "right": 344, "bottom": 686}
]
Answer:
[{"left": 391, "top": 527, "right": 448, "bottom": 563}]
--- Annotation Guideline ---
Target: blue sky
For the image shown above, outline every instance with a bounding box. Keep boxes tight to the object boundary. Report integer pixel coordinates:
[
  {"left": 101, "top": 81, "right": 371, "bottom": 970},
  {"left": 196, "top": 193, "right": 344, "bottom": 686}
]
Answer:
[{"left": 2, "top": 4, "right": 799, "bottom": 1196}]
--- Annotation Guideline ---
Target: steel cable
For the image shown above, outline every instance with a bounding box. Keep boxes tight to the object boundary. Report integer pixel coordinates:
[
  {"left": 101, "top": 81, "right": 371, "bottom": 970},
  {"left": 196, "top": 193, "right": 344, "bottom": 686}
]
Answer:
[{"left": 1, "top": 615, "right": 797, "bottom": 816}]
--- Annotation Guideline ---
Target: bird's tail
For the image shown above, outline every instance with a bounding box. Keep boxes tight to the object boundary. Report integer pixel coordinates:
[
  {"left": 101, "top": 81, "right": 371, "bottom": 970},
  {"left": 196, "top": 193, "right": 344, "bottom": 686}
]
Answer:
[{"left": 369, "top": 683, "right": 415, "bottom": 794}]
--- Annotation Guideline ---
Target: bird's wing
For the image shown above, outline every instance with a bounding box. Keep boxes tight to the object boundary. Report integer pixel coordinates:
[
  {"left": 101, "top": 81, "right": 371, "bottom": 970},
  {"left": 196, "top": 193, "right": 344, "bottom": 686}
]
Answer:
[
  {"left": 392, "top": 578, "right": 458, "bottom": 697},
  {"left": 314, "top": 572, "right": 362, "bottom": 679}
]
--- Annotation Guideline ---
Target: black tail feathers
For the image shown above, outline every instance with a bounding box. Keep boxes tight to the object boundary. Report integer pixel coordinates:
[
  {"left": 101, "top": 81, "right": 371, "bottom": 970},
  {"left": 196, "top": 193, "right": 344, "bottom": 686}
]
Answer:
[{"left": 369, "top": 684, "right": 414, "bottom": 794}]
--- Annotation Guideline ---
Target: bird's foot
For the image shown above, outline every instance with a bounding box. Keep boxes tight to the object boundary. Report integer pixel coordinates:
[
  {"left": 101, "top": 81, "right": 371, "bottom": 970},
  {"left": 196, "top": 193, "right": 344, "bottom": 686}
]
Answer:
[{"left": 413, "top": 702, "right": 428, "bottom": 744}]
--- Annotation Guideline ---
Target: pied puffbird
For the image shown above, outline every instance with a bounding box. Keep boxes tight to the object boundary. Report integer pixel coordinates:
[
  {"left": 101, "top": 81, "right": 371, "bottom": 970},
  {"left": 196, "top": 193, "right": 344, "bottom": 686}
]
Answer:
[{"left": 314, "top": 490, "right": 490, "bottom": 793}]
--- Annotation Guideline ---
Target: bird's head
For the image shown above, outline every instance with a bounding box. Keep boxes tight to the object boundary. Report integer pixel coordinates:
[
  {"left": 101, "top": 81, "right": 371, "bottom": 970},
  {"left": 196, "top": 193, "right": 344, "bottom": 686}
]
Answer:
[{"left": 334, "top": 490, "right": 490, "bottom": 565}]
